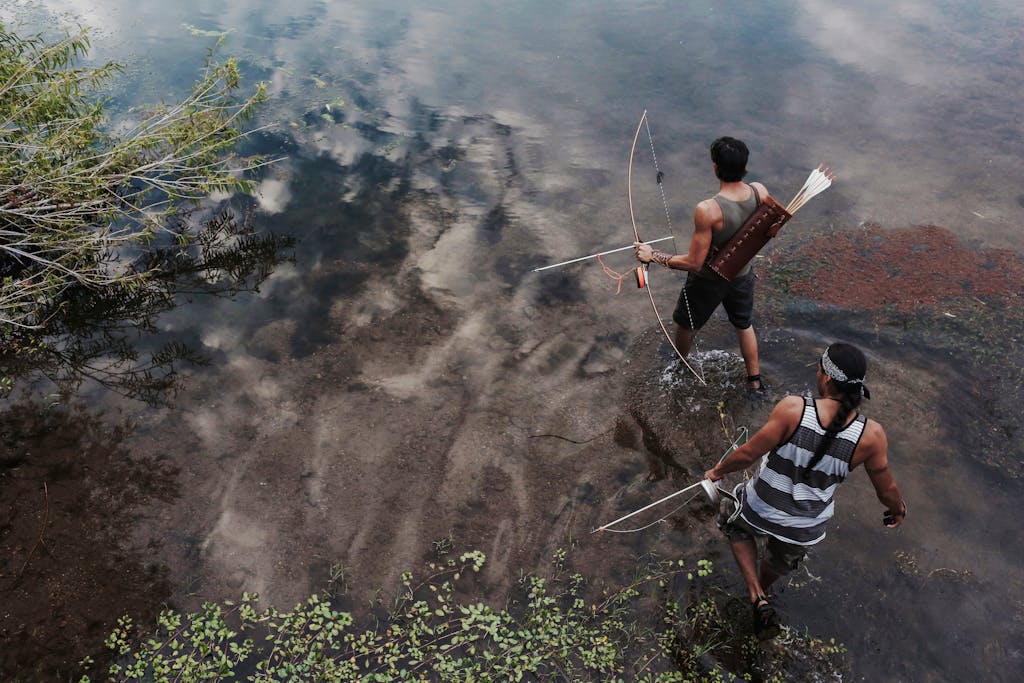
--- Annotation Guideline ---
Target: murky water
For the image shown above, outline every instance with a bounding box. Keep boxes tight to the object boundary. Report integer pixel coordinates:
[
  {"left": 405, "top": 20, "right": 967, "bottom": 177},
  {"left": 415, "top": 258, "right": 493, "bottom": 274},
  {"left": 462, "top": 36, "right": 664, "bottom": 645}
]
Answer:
[{"left": 3, "top": 0, "right": 1023, "bottom": 679}]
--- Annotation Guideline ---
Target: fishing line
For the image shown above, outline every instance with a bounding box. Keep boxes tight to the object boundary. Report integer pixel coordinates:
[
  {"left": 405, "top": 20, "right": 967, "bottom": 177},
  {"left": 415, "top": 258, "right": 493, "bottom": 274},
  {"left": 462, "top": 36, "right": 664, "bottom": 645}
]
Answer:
[{"left": 598, "top": 490, "right": 705, "bottom": 533}]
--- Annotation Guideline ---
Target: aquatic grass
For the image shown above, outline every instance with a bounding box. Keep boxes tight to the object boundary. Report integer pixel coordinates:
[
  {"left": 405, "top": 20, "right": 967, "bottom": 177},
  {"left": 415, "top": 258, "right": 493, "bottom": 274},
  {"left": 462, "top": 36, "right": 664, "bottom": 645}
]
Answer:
[{"left": 80, "top": 548, "right": 847, "bottom": 682}]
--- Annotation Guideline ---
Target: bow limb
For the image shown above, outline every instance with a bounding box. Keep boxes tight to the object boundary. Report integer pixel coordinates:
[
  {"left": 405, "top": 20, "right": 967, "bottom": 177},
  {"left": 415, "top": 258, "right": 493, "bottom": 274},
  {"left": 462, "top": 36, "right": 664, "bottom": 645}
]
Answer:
[
  {"left": 627, "top": 111, "right": 647, "bottom": 245},
  {"left": 593, "top": 428, "right": 749, "bottom": 534},
  {"left": 627, "top": 110, "right": 707, "bottom": 386}
]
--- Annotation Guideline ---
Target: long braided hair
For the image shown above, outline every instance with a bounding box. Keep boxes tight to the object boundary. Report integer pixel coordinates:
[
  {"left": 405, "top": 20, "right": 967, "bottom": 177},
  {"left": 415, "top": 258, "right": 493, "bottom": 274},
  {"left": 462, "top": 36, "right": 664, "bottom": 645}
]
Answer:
[{"left": 807, "top": 343, "right": 870, "bottom": 470}]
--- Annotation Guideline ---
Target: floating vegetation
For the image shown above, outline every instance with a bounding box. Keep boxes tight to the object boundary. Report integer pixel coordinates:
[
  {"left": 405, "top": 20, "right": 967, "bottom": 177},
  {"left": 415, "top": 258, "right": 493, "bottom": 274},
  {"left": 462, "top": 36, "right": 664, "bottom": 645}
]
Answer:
[
  {"left": 181, "top": 23, "right": 232, "bottom": 39},
  {"left": 81, "top": 548, "right": 846, "bottom": 682},
  {"left": 768, "top": 223, "right": 1024, "bottom": 314}
]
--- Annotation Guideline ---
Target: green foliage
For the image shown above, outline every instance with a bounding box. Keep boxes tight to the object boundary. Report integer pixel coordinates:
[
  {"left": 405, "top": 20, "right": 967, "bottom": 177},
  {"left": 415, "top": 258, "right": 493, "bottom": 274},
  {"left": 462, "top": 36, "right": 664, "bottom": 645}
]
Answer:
[
  {"left": 80, "top": 549, "right": 849, "bottom": 682},
  {"left": 0, "top": 24, "right": 267, "bottom": 324},
  {"left": 79, "top": 551, "right": 718, "bottom": 682},
  {"left": 0, "top": 23, "right": 280, "bottom": 398}
]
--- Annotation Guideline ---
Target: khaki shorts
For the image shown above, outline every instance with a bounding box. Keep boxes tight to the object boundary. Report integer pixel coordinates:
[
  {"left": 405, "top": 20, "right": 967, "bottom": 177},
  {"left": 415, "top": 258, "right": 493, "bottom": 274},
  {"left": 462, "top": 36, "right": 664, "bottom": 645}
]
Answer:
[{"left": 717, "top": 484, "right": 807, "bottom": 575}]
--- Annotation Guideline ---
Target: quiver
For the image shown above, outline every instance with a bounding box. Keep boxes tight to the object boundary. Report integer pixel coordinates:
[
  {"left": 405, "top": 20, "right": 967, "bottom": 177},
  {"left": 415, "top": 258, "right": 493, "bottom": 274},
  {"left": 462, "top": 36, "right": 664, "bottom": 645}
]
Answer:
[{"left": 706, "top": 196, "right": 792, "bottom": 281}]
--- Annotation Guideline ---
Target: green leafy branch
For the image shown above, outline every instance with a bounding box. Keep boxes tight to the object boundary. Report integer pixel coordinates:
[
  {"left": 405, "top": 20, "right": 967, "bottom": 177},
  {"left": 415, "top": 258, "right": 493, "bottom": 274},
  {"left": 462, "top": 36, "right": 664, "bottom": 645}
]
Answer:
[{"left": 0, "top": 24, "right": 272, "bottom": 330}]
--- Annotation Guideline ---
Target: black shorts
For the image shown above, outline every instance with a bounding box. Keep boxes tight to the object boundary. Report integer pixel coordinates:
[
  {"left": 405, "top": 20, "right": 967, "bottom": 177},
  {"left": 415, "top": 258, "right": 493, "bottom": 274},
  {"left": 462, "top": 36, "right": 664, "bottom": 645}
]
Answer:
[{"left": 673, "top": 271, "right": 756, "bottom": 331}]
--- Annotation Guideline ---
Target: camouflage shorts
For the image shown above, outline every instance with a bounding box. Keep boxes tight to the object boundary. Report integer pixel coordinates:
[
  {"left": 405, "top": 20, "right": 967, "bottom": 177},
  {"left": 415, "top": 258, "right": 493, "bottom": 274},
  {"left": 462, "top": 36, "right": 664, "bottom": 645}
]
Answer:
[{"left": 717, "top": 484, "right": 808, "bottom": 575}]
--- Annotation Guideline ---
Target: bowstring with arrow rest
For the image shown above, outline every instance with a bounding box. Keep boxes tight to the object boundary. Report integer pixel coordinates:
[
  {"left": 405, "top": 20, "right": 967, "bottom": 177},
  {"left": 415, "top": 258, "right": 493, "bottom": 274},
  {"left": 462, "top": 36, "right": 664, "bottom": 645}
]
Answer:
[
  {"left": 645, "top": 115, "right": 704, "bottom": 378},
  {"left": 629, "top": 110, "right": 706, "bottom": 385}
]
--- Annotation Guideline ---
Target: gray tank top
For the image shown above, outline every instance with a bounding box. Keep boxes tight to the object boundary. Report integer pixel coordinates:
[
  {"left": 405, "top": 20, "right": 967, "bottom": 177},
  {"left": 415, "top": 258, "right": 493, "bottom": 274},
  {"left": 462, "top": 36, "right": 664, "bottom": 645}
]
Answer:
[{"left": 708, "top": 185, "right": 759, "bottom": 278}]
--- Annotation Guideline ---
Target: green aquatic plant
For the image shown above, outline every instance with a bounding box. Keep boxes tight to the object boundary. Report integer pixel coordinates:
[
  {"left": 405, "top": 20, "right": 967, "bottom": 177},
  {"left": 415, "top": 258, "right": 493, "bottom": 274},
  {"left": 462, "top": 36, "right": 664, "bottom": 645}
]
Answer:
[
  {"left": 79, "top": 551, "right": 701, "bottom": 682},
  {"left": 0, "top": 25, "right": 269, "bottom": 325},
  {"left": 80, "top": 549, "right": 847, "bottom": 682},
  {"left": 181, "top": 23, "right": 234, "bottom": 40}
]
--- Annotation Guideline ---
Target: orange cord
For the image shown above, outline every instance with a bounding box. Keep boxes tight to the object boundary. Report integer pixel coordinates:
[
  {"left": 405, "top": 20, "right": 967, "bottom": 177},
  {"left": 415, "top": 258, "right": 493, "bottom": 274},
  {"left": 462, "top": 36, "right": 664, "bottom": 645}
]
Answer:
[{"left": 596, "top": 253, "right": 628, "bottom": 294}]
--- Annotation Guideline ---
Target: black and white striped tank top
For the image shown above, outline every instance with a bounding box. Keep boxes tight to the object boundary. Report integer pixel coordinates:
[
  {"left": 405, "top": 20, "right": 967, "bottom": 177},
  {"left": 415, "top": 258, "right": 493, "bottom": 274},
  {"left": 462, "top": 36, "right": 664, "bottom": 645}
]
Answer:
[{"left": 740, "top": 396, "right": 866, "bottom": 545}]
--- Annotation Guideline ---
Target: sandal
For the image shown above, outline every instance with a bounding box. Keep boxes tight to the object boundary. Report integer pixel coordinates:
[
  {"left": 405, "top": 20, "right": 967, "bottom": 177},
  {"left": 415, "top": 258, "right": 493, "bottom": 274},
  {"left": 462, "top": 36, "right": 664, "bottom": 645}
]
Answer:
[
  {"left": 752, "top": 595, "right": 781, "bottom": 640},
  {"left": 746, "top": 374, "right": 768, "bottom": 397}
]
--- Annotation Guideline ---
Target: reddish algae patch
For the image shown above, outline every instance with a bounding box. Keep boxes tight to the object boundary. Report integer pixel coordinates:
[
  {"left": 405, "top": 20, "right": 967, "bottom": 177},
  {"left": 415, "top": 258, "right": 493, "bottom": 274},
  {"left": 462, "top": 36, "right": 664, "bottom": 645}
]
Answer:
[{"left": 778, "top": 224, "right": 1024, "bottom": 312}]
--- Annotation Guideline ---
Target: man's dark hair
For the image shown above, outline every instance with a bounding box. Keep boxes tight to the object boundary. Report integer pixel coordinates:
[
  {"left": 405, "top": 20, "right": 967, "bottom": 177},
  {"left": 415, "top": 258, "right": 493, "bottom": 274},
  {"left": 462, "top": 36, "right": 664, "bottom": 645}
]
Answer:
[
  {"left": 710, "top": 136, "right": 749, "bottom": 182},
  {"left": 807, "top": 342, "right": 868, "bottom": 470}
]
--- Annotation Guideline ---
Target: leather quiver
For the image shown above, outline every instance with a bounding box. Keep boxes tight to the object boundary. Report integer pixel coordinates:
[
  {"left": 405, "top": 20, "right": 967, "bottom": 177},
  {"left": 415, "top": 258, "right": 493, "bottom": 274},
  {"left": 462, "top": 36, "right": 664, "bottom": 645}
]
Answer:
[{"left": 706, "top": 195, "right": 792, "bottom": 281}]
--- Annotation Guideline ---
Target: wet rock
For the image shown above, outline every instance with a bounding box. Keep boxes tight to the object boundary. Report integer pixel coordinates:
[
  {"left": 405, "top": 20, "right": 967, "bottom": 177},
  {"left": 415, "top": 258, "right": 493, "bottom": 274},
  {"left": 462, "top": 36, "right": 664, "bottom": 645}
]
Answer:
[
  {"left": 612, "top": 414, "right": 642, "bottom": 451},
  {"left": 226, "top": 570, "right": 249, "bottom": 590},
  {"left": 580, "top": 337, "right": 626, "bottom": 376},
  {"left": 622, "top": 329, "right": 758, "bottom": 479}
]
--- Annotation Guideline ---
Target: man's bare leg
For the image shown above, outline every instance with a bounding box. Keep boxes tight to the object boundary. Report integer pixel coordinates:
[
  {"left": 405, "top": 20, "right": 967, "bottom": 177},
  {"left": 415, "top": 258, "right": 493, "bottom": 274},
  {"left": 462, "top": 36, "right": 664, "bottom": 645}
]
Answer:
[
  {"left": 674, "top": 326, "right": 694, "bottom": 358},
  {"left": 735, "top": 325, "right": 761, "bottom": 388},
  {"left": 729, "top": 538, "right": 767, "bottom": 602},
  {"left": 731, "top": 538, "right": 781, "bottom": 638},
  {"left": 759, "top": 562, "right": 782, "bottom": 595}
]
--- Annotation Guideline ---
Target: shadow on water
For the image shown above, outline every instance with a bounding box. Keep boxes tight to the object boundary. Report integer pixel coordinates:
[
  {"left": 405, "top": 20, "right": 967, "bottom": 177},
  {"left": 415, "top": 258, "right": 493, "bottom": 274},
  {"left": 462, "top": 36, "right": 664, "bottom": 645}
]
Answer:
[
  {"left": 0, "top": 403, "right": 178, "bottom": 681},
  {"left": 0, "top": 207, "right": 295, "bottom": 405},
  {"left": 0, "top": 207, "right": 295, "bottom": 679}
]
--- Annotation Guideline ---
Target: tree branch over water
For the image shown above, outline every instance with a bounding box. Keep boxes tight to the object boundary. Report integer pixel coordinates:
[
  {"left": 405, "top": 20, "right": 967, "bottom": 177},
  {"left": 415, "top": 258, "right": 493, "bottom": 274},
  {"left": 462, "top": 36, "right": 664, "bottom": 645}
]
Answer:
[{"left": 0, "top": 24, "right": 290, "bottom": 400}]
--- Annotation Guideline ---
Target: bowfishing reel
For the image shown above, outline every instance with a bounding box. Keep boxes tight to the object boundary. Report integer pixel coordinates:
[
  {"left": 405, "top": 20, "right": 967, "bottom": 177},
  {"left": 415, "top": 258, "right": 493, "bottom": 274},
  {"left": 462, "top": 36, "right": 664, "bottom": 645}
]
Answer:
[
  {"left": 634, "top": 264, "right": 647, "bottom": 289},
  {"left": 700, "top": 478, "right": 721, "bottom": 505}
]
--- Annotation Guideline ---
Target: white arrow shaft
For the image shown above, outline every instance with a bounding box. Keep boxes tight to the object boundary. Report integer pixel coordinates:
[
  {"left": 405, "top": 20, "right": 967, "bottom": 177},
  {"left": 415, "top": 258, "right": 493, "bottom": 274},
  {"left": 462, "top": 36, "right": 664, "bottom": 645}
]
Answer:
[{"left": 532, "top": 235, "right": 674, "bottom": 272}]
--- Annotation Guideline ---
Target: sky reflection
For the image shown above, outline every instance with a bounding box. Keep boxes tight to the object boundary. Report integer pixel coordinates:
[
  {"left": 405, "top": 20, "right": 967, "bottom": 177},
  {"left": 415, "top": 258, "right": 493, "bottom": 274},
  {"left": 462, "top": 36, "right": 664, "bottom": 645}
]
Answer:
[{"left": 3, "top": 1, "right": 1022, "bottom": 680}]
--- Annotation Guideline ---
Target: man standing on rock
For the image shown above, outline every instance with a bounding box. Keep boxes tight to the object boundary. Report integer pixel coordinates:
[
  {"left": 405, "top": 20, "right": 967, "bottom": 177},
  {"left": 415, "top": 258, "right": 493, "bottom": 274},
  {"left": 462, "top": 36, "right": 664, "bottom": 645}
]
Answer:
[
  {"left": 703, "top": 342, "right": 907, "bottom": 639},
  {"left": 634, "top": 136, "right": 769, "bottom": 391}
]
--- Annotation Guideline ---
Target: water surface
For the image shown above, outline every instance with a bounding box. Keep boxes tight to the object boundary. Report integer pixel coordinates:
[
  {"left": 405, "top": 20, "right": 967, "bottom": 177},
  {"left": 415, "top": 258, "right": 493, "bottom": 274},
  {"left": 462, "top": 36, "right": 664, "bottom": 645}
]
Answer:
[{"left": 3, "top": 1, "right": 1023, "bottom": 679}]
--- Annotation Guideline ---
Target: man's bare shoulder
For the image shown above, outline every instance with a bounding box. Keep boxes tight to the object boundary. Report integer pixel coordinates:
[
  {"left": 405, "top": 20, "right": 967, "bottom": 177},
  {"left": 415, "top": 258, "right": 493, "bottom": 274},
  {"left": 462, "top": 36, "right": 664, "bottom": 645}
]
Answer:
[
  {"left": 696, "top": 197, "right": 722, "bottom": 215},
  {"left": 861, "top": 418, "right": 887, "bottom": 445},
  {"left": 694, "top": 197, "right": 722, "bottom": 230},
  {"left": 851, "top": 418, "right": 888, "bottom": 468},
  {"left": 770, "top": 395, "right": 806, "bottom": 422},
  {"left": 751, "top": 181, "right": 770, "bottom": 200}
]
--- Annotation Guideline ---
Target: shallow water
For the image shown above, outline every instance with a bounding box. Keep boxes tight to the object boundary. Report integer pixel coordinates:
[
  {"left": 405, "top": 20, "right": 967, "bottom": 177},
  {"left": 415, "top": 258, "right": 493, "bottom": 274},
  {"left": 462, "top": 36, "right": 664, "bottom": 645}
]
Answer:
[{"left": 3, "top": 0, "right": 1023, "bottom": 679}]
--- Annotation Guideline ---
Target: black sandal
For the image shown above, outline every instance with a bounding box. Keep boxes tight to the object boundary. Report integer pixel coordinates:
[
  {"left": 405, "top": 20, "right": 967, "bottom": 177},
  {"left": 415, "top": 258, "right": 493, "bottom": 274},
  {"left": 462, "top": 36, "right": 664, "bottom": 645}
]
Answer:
[
  {"left": 746, "top": 374, "right": 767, "bottom": 394},
  {"left": 752, "top": 595, "right": 781, "bottom": 640}
]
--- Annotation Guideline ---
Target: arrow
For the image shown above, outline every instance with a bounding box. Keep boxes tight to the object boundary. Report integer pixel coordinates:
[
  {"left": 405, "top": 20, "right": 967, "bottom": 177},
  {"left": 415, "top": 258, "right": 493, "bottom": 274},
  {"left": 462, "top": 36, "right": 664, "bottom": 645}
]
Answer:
[{"left": 532, "top": 235, "right": 674, "bottom": 272}]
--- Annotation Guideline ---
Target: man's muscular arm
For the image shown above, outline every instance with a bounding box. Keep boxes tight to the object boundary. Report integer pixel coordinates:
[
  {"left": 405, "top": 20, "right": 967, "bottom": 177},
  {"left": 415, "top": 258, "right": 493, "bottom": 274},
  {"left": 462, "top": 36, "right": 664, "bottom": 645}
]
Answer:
[
  {"left": 856, "top": 422, "right": 906, "bottom": 528},
  {"left": 636, "top": 182, "right": 770, "bottom": 270},
  {"left": 704, "top": 395, "right": 804, "bottom": 482},
  {"left": 634, "top": 200, "right": 717, "bottom": 272}
]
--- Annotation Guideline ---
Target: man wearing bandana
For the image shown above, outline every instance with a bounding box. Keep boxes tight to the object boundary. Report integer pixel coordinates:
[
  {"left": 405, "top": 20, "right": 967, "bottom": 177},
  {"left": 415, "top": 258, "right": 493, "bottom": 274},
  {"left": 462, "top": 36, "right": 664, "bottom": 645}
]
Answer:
[{"left": 704, "top": 342, "right": 906, "bottom": 639}]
